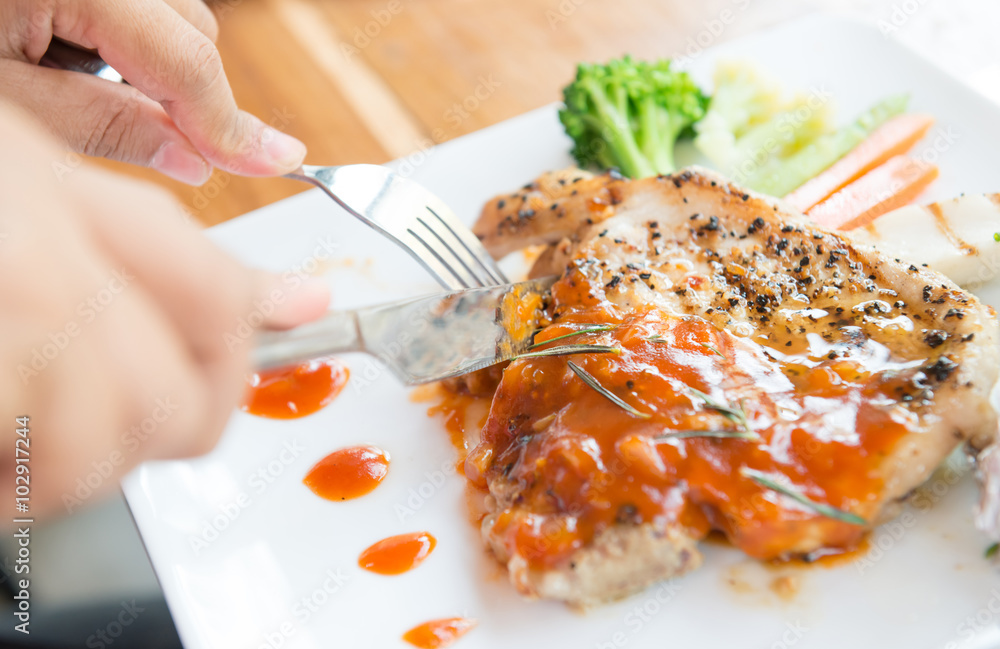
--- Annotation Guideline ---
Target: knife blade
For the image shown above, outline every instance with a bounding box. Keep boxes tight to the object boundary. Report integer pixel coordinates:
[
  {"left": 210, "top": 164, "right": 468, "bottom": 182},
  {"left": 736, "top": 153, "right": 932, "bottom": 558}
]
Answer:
[{"left": 252, "top": 277, "right": 556, "bottom": 385}]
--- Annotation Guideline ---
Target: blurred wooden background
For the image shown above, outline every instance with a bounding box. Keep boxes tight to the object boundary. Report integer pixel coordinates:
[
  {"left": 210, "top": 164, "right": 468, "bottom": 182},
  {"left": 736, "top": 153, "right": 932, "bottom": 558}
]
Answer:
[
  {"left": 89, "top": 0, "right": 1000, "bottom": 226},
  {"left": 90, "top": 0, "right": 810, "bottom": 226}
]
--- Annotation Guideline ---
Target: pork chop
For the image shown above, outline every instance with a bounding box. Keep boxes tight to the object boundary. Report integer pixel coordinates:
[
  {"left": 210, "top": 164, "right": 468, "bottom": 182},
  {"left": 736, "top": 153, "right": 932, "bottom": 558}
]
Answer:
[{"left": 459, "top": 167, "right": 999, "bottom": 608}]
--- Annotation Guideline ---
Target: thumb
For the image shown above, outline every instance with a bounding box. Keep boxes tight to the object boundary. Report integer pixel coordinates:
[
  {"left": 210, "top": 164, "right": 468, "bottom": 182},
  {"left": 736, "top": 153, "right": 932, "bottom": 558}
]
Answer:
[{"left": 0, "top": 60, "right": 212, "bottom": 185}]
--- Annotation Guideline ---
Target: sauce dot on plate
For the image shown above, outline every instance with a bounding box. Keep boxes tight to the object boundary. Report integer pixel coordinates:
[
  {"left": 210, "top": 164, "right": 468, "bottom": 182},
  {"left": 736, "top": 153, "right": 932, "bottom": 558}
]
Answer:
[
  {"left": 359, "top": 532, "right": 436, "bottom": 575},
  {"left": 242, "top": 358, "right": 348, "bottom": 420},
  {"left": 402, "top": 618, "right": 477, "bottom": 649},
  {"left": 303, "top": 445, "right": 389, "bottom": 501}
]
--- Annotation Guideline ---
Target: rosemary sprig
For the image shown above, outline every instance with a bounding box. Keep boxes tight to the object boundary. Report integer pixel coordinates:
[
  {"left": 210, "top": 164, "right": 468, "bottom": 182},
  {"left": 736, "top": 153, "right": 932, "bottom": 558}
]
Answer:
[
  {"left": 656, "top": 429, "right": 757, "bottom": 440},
  {"left": 689, "top": 388, "right": 754, "bottom": 437},
  {"left": 647, "top": 335, "right": 667, "bottom": 344},
  {"left": 986, "top": 543, "right": 999, "bottom": 559},
  {"left": 701, "top": 342, "right": 725, "bottom": 358},
  {"left": 514, "top": 344, "right": 621, "bottom": 360},
  {"left": 530, "top": 324, "right": 616, "bottom": 349},
  {"left": 567, "top": 361, "right": 651, "bottom": 419},
  {"left": 741, "top": 467, "right": 867, "bottom": 526}
]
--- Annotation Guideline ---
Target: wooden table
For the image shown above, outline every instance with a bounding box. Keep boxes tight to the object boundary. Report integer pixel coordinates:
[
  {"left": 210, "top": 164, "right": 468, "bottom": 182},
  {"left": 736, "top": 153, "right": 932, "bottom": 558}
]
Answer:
[{"left": 94, "top": 0, "right": 809, "bottom": 226}]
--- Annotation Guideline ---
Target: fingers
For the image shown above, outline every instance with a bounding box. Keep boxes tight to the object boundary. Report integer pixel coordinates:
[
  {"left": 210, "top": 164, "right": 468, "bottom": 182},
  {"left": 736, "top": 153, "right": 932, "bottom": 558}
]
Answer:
[
  {"left": 0, "top": 105, "right": 213, "bottom": 512},
  {"left": 0, "top": 0, "right": 219, "bottom": 63},
  {"left": 69, "top": 166, "right": 330, "bottom": 448},
  {"left": 73, "top": 168, "right": 331, "bottom": 357},
  {"left": 52, "top": 0, "right": 306, "bottom": 176},
  {"left": 0, "top": 60, "right": 212, "bottom": 184},
  {"left": 160, "top": 0, "right": 220, "bottom": 42}
]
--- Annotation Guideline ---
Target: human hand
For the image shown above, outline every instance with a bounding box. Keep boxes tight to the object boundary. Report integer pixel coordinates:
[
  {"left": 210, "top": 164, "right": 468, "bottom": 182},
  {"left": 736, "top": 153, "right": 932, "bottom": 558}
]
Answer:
[
  {"left": 0, "top": 102, "right": 329, "bottom": 517},
  {"left": 0, "top": 0, "right": 307, "bottom": 185}
]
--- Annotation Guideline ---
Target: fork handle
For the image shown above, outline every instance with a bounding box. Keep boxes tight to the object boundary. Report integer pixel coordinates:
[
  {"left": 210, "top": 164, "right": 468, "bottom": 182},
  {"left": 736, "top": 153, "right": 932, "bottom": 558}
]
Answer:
[{"left": 252, "top": 310, "right": 362, "bottom": 370}]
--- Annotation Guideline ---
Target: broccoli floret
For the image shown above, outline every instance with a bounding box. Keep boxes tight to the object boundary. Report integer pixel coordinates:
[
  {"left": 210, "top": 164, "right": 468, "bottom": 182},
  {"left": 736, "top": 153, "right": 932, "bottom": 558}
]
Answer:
[{"left": 559, "top": 56, "right": 709, "bottom": 178}]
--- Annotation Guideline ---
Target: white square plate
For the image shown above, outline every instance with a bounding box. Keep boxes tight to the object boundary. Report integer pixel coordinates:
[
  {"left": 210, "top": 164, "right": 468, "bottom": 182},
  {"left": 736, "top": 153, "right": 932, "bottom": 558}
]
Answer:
[{"left": 124, "top": 14, "right": 1000, "bottom": 649}]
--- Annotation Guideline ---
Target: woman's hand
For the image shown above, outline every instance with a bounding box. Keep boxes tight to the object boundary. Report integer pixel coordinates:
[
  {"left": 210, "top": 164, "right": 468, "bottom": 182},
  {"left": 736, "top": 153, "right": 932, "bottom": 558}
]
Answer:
[
  {"left": 0, "top": 0, "right": 307, "bottom": 184},
  {"left": 0, "top": 102, "right": 329, "bottom": 517}
]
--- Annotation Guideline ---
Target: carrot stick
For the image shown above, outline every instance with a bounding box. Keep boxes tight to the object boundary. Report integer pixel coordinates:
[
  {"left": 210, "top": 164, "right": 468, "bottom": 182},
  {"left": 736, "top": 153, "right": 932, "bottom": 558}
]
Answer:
[
  {"left": 807, "top": 155, "right": 939, "bottom": 230},
  {"left": 784, "top": 113, "right": 935, "bottom": 212}
]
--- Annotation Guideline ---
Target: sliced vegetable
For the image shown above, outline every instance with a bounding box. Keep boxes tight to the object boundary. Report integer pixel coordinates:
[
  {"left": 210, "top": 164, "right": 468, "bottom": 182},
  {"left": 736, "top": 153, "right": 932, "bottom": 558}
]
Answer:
[
  {"left": 746, "top": 94, "right": 909, "bottom": 198},
  {"left": 559, "top": 56, "right": 709, "bottom": 178},
  {"left": 694, "top": 61, "right": 832, "bottom": 174},
  {"left": 784, "top": 113, "right": 935, "bottom": 211},
  {"left": 808, "top": 155, "right": 939, "bottom": 230}
]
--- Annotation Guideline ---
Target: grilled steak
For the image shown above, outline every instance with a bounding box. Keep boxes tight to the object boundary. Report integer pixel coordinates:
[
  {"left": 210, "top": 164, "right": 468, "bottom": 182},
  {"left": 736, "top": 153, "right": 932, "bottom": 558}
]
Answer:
[{"left": 460, "top": 167, "right": 999, "bottom": 607}]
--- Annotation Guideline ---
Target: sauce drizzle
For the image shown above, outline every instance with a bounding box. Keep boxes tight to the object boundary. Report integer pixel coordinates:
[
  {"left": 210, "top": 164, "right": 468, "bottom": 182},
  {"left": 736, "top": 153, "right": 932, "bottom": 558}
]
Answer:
[
  {"left": 359, "top": 532, "right": 436, "bottom": 575},
  {"left": 303, "top": 445, "right": 389, "bottom": 501},
  {"left": 242, "top": 358, "right": 348, "bottom": 419},
  {"left": 402, "top": 618, "right": 477, "bottom": 649}
]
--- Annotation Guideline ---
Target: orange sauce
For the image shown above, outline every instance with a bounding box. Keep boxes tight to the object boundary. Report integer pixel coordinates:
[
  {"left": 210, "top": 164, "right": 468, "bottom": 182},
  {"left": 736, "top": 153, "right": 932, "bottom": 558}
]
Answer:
[
  {"left": 303, "top": 445, "right": 389, "bottom": 501},
  {"left": 402, "top": 618, "right": 477, "bottom": 649},
  {"left": 774, "top": 535, "right": 873, "bottom": 569},
  {"left": 426, "top": 388, "right": 492, "bottom": 456},
  {"left": 359, "top": 532, "right": 436, "bottom": 575},
  {"left": 242, "top": 358, "right": 348, "bottom": 419},
  {"left": 450, "top": 266, "right": 925, "bottom": 571}
]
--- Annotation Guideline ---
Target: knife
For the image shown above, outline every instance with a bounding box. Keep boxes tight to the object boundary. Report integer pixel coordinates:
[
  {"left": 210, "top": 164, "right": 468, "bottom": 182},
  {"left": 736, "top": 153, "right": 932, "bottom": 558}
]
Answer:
[{"left": 252, "top": 277, "right": 555, "bottom": 385}]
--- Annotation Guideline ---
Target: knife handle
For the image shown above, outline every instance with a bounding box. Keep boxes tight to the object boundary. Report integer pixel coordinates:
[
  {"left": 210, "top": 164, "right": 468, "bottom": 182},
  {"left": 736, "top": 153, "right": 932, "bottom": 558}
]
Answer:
[
  {"left": 252, "top": 310, "right": 362, "bottom": 370},
  {"left": 40, "top": 38, "right": 125, "bottom": 83}
]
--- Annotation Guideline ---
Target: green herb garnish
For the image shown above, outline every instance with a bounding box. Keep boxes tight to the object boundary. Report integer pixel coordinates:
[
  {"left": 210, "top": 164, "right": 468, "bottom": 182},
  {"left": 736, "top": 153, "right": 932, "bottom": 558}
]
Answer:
[
  {"left": 648, "top": 335, "right": 667, "bottom": 343},
  {"left": 701, "top": 342, "right": 725, "bottom": 358},
  {"left": 656, "top": 429, "right": 757, "bottom": 440},
  {"left": 567, "top": 361, "right": 651, "bottom": 419},
  {"left": 690, "top": 388, "right": 754, "bottom": 437},
  {"left": 530, "top": 324, "right": 616, "bottom": 349},
  {"left": 741, "top": 467, "right": 867, "bottom": 526},
  {"left": 986, "top": 542, "right": 999, "bottom": 559},
  {"left": 514, "top": 344, "right": 621, "bottom": 360}
]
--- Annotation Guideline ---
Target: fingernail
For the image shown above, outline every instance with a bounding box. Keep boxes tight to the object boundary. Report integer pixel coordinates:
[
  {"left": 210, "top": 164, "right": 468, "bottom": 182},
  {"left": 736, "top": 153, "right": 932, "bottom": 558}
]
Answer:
[
  {"left": 151, "top": 141, "right": 212, "bottom": 185},
  {"left": 261, "top": 127, "right": 307, "bottom": 172},
  {"left": 263, "top": 276, "right": 331, "bottom": 330}
]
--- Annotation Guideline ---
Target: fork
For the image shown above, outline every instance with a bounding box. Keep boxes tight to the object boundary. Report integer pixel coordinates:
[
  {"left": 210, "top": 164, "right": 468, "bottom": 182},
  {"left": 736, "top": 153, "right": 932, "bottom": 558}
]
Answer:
[
  {"left": 287, "top": 164, "right": 507, "bottom": 290},
  {"left": 39, "top": 40, "right": 508, "bottom": 291}
]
